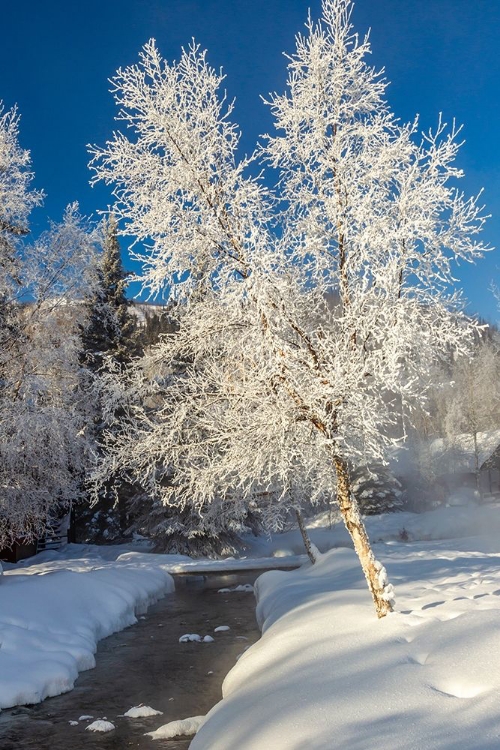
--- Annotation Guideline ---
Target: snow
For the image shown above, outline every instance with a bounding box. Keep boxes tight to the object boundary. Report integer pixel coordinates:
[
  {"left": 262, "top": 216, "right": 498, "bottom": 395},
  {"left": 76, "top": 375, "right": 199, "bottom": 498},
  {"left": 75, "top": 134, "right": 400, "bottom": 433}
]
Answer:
[
  {"left": 5, "top": 502, "right": 500, "bottom": 749},
  {"left": 146, "top": 715, "right": 205, "bottom": 740},
  {"left": 192, "top": 504, "right": 500, "bottom": 750},
  {"left": 123, "top": 705, "right": 163, "bottom": 718},
  {"left": 0, "top": 537, "right": 301, "bottom": 712},
  {"left": 0, "top": 548, "right": 174, "bottom": 709},
  {"left": 214, "top": 625, "right": 230, "bottom": 632},
  {"left": 86, "top": 719, "right": 115, "bottom": 732},
  {"left": 218, "top": 584, "right": 254, "bottom": 593},
  {"left": 179, "top": 633, "right": 203, "bottom": 642},
  {"left": 116, "top": 550, "right": 306, "bottom": 573},
  {"left": 179, "top": 632, "right": 215, "bottom": 643}
]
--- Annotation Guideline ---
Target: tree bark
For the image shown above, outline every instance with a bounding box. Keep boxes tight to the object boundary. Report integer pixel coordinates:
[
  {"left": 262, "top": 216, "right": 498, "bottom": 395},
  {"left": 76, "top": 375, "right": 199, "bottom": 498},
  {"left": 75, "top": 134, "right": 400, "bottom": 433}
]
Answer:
[
  {"left": 295, "top": 509, "right": 316, "bottom": 564},
  {"left": 333, "top": 455, "right": 393, "bottom": 618},
  {"left": 473, "top": 430, "right": 483, "bottom": 502}
]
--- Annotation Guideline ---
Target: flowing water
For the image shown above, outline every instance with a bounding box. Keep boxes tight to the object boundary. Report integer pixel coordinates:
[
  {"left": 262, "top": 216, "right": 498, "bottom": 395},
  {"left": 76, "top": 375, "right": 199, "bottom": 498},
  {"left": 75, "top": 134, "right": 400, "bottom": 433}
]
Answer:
[{"left": 0, "top": 571, "right": 262, "bottom": 750}]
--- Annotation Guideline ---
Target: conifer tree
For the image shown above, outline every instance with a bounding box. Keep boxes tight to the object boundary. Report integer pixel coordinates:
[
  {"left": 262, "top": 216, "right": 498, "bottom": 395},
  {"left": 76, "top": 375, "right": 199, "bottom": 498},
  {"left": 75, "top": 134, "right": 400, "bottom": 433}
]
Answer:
[
  {"left": 80, "top": 215, "right": 136, "bottom": 373},
  {"left": 77, "top": 216, "right": 137, "bottom": 542}
]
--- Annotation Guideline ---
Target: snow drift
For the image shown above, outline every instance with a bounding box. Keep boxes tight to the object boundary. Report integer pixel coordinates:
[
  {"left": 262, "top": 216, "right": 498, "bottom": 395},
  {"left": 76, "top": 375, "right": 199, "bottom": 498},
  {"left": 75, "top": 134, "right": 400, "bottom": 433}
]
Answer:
[{"left": 0, "top": 552, "right": 174, "bottom": 709}]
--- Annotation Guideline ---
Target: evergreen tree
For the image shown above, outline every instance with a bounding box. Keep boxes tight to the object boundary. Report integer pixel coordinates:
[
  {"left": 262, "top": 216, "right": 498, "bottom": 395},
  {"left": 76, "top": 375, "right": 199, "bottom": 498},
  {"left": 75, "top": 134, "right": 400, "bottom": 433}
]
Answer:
[
  {"left": 80, "top": 215, "right": 136, "bottom": 373},
  {"left": 351, "top": 465, "right": 405, "bottom": 516},
  {"left": 76, "top": 216, "right": 137, "bottom": 543}
]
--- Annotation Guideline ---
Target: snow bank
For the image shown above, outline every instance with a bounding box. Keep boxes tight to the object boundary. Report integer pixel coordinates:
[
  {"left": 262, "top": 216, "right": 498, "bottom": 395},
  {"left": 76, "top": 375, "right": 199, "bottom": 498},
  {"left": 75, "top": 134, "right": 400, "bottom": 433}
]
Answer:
[
  {"left": 116, "top": 550, "right": 306, "bottom": 572},
  {"left": 193, "top": 530, "right": 500, "bottom": 749},
  {"left": 0, "top": 552, "right": 174, "bottom": 709}
]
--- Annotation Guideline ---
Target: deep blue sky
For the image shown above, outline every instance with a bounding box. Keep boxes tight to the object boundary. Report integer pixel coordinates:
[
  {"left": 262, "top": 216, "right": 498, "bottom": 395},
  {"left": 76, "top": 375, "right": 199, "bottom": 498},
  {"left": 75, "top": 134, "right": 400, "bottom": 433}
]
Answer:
[{"left": 1, "top": 0, "right": 498, "bottom": 320}]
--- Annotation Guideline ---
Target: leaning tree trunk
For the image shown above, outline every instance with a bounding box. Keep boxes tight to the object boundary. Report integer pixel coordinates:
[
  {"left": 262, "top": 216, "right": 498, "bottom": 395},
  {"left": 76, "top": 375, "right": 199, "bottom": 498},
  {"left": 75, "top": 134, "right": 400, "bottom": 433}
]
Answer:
[
  {"left": 334, "top": 456, "right": 393, "bottom": 618},
  {"left": 295, "top": 509, "right": 316, "bottom": 564}
]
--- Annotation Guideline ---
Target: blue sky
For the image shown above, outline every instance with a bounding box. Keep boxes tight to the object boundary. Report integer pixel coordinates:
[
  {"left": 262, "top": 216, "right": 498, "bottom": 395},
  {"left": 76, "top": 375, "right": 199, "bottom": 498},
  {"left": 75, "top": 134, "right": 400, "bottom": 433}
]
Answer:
[{"left": 1, "top": 0, "right": 498, "bottom": 320}]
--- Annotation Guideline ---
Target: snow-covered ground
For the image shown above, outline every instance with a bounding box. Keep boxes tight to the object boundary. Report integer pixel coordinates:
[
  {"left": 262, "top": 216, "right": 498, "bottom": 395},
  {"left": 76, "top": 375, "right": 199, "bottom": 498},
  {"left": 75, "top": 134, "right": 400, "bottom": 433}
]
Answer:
[
  {"left": 192, "top": 504, "right": 500, "bottom": 749},
  {"left": 3, "top": 503, "right": 500, "bottom": 749}
]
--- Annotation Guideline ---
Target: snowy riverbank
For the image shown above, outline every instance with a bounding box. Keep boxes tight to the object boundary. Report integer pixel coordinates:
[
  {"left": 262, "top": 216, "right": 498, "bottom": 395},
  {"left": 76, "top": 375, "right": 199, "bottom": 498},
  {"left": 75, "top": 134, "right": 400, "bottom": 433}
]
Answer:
[
  {"left": 0, "top": 553, "right": 175, "bottom": 709},
  {"left": 0, "top": 540, "right": 305, "bottom": 711},
  {"left": 191, "top": 505, "right": 500, "bottom": 749}
]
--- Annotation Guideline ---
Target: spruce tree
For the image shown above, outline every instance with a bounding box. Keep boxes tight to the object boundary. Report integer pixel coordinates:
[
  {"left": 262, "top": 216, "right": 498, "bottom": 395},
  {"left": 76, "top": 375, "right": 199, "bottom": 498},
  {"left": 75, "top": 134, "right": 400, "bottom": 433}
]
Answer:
[
  {"left": 77, "top": 216, "right": 137, "bottom": 542},
  {"left": 80, "top": 215, "right": 136, "bottom": 373}
]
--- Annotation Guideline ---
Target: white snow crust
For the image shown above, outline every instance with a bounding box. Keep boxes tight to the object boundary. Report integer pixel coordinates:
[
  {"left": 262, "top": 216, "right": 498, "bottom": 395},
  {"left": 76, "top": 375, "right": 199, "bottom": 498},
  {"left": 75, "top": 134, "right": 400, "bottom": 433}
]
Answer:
[
  {"left": 123, "top": 704, "right": 163, "bottom": 718},
  {"left": 146, "top": 715, "right": 205, "bottom": 739},
  {"left": 218, "top": 584, "right": 254, "bottom": 593},
  {"left": 5, "top": 501, "right": 500, "bottom": 750},
  {"left": 86, "top": 719, "right": 115, "bottom": 732}
]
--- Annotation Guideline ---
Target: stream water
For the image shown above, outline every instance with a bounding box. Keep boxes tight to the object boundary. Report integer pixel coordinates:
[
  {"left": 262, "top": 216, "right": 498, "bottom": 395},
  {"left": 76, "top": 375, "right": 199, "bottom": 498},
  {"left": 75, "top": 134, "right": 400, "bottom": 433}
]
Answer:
[{"left": 0, "top": 571, "right": 262, "bottom": 750}]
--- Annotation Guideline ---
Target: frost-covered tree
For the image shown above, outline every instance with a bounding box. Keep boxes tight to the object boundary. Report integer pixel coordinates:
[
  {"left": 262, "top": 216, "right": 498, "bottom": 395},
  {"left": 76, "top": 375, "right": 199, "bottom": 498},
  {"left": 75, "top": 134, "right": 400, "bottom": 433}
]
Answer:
[
  {"left": 442, "top": 341, "right": 500, "bottom": 492},
  {"left": 0, "top": 204, "right": 100, "bottom": 548},
  {"left": 0, "top": 102, "right": 43, "bottom": 372},
  {"left": 90, "top": 0, "right": 489, "bottom": 617}
]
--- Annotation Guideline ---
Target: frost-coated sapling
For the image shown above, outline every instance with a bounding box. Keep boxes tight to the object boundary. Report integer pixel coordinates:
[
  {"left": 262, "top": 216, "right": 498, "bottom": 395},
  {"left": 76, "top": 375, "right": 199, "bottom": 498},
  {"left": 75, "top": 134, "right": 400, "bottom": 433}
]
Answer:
[{"left": 90, "top": 0, "right": 490, "bottom": 617}]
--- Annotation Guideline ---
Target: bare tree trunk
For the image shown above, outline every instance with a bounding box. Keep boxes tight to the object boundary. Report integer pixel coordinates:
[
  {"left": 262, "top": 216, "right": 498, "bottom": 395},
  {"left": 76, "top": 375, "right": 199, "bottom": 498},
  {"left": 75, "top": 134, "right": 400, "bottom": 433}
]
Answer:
[
  {"left": 295, "top": 509, "right": 316, "bottom": 564},
  {"left": 473, "top": 430, "right": 483, "bottom": 502},
  {"left": 334, "top": 456, "right": 393, "bottom": 618}
]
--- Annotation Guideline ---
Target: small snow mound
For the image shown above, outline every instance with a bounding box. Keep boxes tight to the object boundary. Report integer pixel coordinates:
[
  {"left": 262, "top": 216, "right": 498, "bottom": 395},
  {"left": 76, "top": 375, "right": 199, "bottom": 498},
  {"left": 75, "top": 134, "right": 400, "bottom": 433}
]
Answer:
[
  {"left": 179, "top": 633, "right": 202, "bottom": 642},
  {"left": 86, "top": 720, "right": 115, "bottom": 733},
  {"left": 203, "top": 635, "right": 215, "bottom": 643},
  {"left": 218, "top": 584, "right": 254, "bottom": 593},
  {"left": 146, "top": 715, "right": 205, "bottom": 740},
  {"left": 309, "top": 543, "right": 321, "bottom": 561},
  {"left": 214, "top": 625, "right": 230, "bottom": 632},
  {"left": 123, "top": 705, "right": 163, "bottom": 718},
  {"left": 78, "top": 715, "right": 94, "bottom": 721},
  {"left": 432, "top": 681, "right": 487, "bottom": 699},
  {"left": 69, "top": 721, "right": 79, "bottom": 726}
]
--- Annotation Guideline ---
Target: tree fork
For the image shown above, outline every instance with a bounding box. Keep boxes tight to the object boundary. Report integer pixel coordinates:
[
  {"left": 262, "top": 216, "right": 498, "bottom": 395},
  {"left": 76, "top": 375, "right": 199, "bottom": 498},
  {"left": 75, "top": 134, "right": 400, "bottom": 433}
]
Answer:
[{"left": 333, "top": 455, "right": 393, "bottom": 618}]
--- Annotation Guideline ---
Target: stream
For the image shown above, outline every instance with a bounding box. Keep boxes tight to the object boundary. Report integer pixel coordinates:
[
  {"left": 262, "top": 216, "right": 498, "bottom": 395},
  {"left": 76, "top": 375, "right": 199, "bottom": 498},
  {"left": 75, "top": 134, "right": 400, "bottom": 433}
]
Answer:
[{"left": 0, "top": 571, "right": 262, "bottom": 749}]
